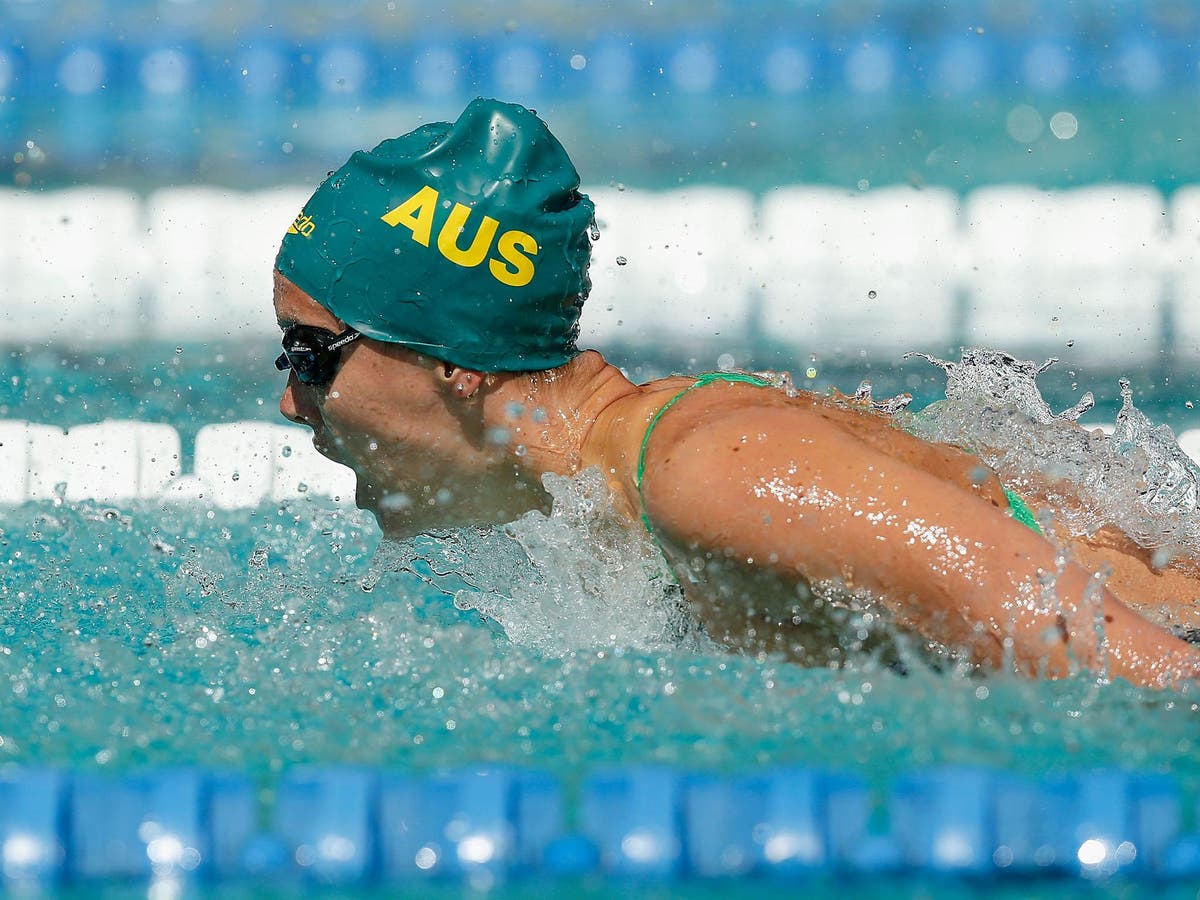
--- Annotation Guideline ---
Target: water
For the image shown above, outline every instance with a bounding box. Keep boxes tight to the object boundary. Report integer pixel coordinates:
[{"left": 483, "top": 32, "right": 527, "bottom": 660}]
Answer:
[{"left": 1, "top": 348, "right": 1197, "bottom": 809}]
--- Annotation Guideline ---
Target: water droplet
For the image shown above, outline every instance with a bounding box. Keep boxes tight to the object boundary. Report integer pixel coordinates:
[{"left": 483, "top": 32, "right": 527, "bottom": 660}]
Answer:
[
  {"left": 175, "top": 347, "right": 183, "bottom": 354},
  {"left": 616, "top": 256, "right": 627, "bottom": 266},
  {"left": 867, "top": 289, "right": 877, "bottom": 299},
  {"left": 1066, "top": 340, "right": 1075, "bottom": 348},
  {"left": 297, "top": 482, "right": 308, "bottom": 493},
  {"left": 515, "top": 444, "right": 527, "bottom": 457},
  {"left": 717, "top": 353, "right": 735, "bottom": 371},
  {"left": 806, "top": 367, "right": 818, "bottom": 379},
  {"left": 281, "top": 445, "right": 293, "bottom": 457},
  {"left": 1187, "top": 401, "right": 1194, "bottom": 410},
  {"left": 231, "top": 472, "right": 240, "bottom": 481}
]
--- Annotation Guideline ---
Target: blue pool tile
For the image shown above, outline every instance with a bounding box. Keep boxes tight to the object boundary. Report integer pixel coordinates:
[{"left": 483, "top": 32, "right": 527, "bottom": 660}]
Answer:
[
  {"left": 759, "top": 769, "right": 833, "bottom": 873},
  {"left": 543, "top": 833, "right": 601, "bottom": 875},
  {"left": 0, "top": 768, "right": 68, "bottom": 887},
  {"left": 890, "top": 767, "right": 995, "bottom": 874},
  {"left": 378, "top": 767, "right": 552, "bottom": 880},
  {"left": 822, "top": 772, "right": 874, "bottom": 869},
  {"left": 580, "top": 767, "right": 684, "bottom": 877},
  {"left": 512, "top": 769, "right": 564, "bottom": 869},
  {"left": 70, "top": 769, "right": 207, "bottom": 882},
  {"left": 682, "top": 774, "right": 765, "bottom": 876},
  {"left": 1068, "top": 770, "right": 1179, "bottom": 878},
  {"left": 992, "top": 773, "right": 1067, "bottom": 873},
  {"left": 1162, "top": 834, "right": 1200, "bottom": 878},
  {"left": 273, "top": 767, "right": 378, "bottom": 885},
  {"left": 208, "top": 772, "right": 257, "bottom": 878}
]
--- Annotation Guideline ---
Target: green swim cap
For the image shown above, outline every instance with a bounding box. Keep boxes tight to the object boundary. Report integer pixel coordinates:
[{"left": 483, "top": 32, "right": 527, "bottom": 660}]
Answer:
[{"left": 275, "top": 98, "right": 594, "bottom": 372}]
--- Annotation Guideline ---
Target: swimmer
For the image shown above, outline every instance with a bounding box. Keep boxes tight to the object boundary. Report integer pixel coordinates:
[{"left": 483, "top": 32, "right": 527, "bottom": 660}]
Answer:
[{"left": 272, "top": 98, "right": 1200, "bottom": 690}]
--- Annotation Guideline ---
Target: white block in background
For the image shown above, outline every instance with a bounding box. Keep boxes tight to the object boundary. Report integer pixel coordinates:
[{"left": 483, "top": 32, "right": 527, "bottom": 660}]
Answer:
[
  {"left": 0, "top": 421, "right": 48, "bottom": 503},
  {"left": 1, "top": 188, "right": 148, "bottom": 344},
  {"left": 584, "top": 186, "right": 757, "bottom": 346},
  {"left": 143, "top": 186, "right": 308, "bottom": 340},
  {"left": 11, "top": 421, "right": 182, "bottom": 502},
  {"left": 192, "top": 422, "right": 354, "bottom": 509},
  {"left": 755, "top": 185, "right": 961, "bottom": 352},
  {"left": 965, "top": 184, "right": 1168, "bottom": 270},
  {"left": 1175, "top": 429, "right": 1200, "bottom": 466},
  {"left": 960, "top": 185, "right": 1169, "bottom": 358},
  {"left": 1166, "top": 187, "right": 1200, "bottom": 355}
]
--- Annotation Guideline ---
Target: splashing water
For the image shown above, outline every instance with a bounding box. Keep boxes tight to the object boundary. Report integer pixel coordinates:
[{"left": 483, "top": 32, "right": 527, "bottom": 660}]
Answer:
[
  {"left": 905, "top": 348, "right": 1200, "bottom": 560},
  {"left": 364, "top": 466, "right": 708, "bottom": 656}
]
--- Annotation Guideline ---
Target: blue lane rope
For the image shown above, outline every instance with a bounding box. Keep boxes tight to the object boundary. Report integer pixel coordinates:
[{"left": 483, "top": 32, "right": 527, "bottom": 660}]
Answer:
[{"left": 1, "top": 765, "right": 1197, "bottom": 886}]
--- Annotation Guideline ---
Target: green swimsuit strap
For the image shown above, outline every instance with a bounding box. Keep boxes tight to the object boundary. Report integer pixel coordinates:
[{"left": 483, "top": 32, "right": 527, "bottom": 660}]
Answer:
[
  {"left": 1003, "top": 487, "right": 1043, "bottom": 534},
  {"left": 636, "top": 372, "right": 772, "bottom": 534}
]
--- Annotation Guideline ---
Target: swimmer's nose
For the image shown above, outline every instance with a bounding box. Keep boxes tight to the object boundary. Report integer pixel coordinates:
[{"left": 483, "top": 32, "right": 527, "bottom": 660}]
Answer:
[{"left": 279, "top": 372, "right": 316, "bottom": 426}]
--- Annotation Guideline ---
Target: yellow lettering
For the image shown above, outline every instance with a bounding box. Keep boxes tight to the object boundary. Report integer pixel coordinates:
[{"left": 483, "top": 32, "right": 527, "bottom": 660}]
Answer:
[
  {"left": 381, "top": 185, "right": 439, "bottom": 246},
  {"left": 489, "top": 230, "right": 538, "bottom": 287},
  {"left": 437, "top": 204, "right": 500, "bottom": 268}
]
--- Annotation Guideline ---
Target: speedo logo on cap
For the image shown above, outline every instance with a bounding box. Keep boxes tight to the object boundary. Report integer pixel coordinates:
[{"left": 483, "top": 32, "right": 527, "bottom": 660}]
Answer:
[
  {"left": 287, "top": 212, "right": 316, "bottom": 237},
  {"left": 380, "top": 185, "right": 539, "bottom": 288}
]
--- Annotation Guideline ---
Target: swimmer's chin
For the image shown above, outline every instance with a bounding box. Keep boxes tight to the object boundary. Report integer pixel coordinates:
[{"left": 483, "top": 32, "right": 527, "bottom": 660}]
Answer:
[{"left": 355, "top": 481, "right": 443, "bottom": 539}]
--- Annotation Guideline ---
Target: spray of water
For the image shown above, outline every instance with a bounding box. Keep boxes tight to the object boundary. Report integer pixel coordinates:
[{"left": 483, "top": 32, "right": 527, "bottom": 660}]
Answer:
[
  {"left": 904, "top": 348, "right": 1200, "bottom": 562},
  {"left": 365, "top": 466, "right": 709, "bottom": 656}
]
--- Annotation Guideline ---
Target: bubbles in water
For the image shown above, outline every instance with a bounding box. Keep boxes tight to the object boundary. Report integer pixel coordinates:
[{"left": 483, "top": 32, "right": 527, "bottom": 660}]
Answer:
[
  {"left": 381, "top": 489, "right": 415, "bottom": 511},
  {"left": 1006, "top": 104, "right": 1044, "bottom": 143},
  {"left": 1049, "top": 110, "right": 1079, "bottom": 140}
]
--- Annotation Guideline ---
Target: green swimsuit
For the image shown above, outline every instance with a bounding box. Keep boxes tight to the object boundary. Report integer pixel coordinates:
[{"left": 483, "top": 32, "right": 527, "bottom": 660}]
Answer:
[{"left": 634, "top": 372, "right": 1043, "bottom": 537}]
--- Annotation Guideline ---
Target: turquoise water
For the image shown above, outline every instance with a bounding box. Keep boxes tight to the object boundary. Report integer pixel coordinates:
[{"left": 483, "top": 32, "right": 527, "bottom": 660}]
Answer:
[
  {"left": 2, "top": 347, "right": 1198, "bottom": 786},
  {"left": 2, "top": 343, "right": 1199, "bottom": 898}
]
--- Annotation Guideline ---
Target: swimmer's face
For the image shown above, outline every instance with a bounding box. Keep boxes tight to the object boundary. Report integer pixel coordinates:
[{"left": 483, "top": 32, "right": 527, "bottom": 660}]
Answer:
[{"left": 272, "top": 271, "right": 501, "bottom": 534}]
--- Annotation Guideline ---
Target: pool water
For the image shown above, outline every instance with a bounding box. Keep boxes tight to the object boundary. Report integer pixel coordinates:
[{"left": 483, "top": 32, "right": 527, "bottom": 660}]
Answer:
[
  {"left": 2, "top": 346, "right": 1198, "bottom": 783},
  {"left": 2, "top": 342, "right": 1199, "bottom": 896}
]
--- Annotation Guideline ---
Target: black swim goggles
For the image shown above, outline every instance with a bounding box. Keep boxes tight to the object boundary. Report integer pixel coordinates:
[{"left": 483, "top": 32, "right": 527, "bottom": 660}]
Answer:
[{"left": 274, "top": 324, "right": 362, "bottom": 387}]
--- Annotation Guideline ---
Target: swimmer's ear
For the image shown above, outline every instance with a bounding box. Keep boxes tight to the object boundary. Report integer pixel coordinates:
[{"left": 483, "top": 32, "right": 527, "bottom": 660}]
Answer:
[{"left": 437, "top": 362, "right": 485, "bottom": 400}]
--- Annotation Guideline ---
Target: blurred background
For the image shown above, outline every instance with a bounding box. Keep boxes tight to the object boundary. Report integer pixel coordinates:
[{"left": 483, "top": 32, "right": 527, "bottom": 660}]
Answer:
[{"left": 2, "top": 0, "right": 1199, "bottom": 442}]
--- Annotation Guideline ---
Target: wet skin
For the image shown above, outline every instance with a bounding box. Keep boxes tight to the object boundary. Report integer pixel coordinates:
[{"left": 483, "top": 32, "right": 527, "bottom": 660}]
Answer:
[{"left": 274, "top": 272, "right": 1200, "bottom": 689}]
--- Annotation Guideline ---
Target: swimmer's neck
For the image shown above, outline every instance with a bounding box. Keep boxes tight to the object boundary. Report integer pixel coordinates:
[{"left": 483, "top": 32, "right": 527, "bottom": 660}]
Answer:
[
  {"left": 480, "top": 349, "right": 638, "bottom": 479},
  {"left": 478, "top": 350, "right": 688, "bottom": 522}
]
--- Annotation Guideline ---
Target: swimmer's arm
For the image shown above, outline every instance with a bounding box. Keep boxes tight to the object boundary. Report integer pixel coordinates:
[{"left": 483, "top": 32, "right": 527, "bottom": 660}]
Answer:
[{"left": 641, "top": 406, "right": 1200, "bottom": 689}]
